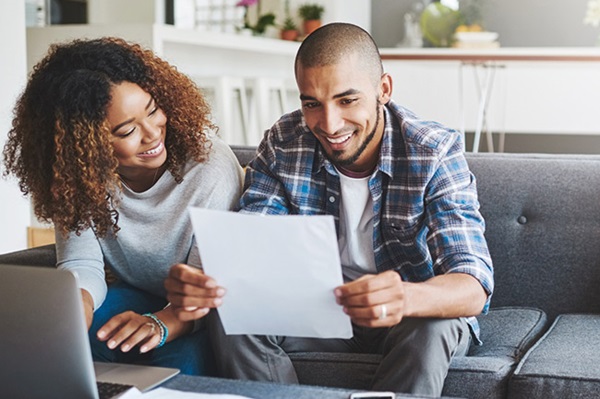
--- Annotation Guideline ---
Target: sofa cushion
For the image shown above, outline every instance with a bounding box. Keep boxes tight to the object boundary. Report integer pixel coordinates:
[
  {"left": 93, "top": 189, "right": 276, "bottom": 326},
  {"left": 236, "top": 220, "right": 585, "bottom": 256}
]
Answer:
[
  {"left": 443, "top": 307, "right": 547, "bottom": 399},
  {"left": 509, "top": 314, "right": 600, "bottom": 399},
  {"left": 291, "top": 307, "right": 547, "bottom": 399}
]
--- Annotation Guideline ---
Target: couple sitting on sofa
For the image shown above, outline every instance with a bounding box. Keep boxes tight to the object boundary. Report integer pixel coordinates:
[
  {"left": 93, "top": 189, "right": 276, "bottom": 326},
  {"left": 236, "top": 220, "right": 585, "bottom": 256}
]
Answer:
[{"left": 3, "top": 23, "right": 493, "bottom": 397}]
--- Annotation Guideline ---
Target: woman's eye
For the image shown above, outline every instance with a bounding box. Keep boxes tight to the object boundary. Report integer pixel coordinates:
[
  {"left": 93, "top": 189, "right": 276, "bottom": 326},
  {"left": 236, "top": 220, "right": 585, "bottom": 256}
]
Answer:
[
  {"left": 118, "top": 127, "right": 135, "bottom": 137},
  {"left": 149, "top": 106, "right": 158, "bottom": 116}
]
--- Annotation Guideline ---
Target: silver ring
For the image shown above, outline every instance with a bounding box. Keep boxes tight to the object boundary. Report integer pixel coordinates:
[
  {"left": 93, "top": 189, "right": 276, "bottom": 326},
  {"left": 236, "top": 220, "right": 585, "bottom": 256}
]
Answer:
[{"left": 379, "top": 304, "right": 387, "bottom": 320}]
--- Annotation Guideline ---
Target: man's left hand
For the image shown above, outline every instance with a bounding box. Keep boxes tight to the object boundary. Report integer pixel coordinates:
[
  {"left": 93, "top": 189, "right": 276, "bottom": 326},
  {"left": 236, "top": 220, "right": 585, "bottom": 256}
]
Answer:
[{"left": 334, "top": 270, "right": 404, "bottom": 328}]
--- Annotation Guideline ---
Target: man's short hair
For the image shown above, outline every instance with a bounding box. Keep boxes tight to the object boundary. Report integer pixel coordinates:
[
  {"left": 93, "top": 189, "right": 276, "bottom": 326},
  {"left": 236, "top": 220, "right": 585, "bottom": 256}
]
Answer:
[{"left": 294, "top": 23, "right": 383, "bottom": 85}]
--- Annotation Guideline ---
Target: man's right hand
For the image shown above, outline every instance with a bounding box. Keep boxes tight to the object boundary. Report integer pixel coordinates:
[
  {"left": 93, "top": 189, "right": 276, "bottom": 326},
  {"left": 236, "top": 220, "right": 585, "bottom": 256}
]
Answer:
[{"left": 164, "top": 264, "right": 226, "bottom": 321}]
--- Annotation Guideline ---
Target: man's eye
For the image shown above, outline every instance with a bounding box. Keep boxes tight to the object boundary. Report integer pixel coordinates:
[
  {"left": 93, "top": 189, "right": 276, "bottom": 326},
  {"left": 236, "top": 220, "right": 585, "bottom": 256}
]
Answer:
[
  {"left": 341, "top": 98, "right": 357, "bottom": 105},
  {"left": 303, "top": 102, "right": 319, "bottom": 109}
]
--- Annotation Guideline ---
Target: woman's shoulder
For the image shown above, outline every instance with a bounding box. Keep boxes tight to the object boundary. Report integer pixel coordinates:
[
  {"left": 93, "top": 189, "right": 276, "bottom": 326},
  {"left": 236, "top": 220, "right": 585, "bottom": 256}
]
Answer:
[
  {"left": 181, "top": 135, "right": 243, "bottom": 184},
  {"left": 184, "top": 135, "right": 239, "bottom": 171}
]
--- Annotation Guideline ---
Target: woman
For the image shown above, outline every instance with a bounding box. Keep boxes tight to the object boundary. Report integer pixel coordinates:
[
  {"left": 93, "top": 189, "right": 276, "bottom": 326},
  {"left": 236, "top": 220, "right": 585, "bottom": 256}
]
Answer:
[{"left": 2, "top": 37, "right": 244, "bottom": 375}]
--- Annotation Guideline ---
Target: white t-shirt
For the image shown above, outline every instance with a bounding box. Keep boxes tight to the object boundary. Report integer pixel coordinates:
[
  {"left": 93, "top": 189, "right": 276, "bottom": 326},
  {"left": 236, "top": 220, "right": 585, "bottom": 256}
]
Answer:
[{"left": 336, "top": 169, "right": 377, "bottom": 281}]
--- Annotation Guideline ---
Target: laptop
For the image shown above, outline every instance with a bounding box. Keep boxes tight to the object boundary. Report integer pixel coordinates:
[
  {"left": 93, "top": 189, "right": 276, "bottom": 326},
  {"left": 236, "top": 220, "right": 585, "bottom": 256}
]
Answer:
[{"left": 0, "top": 264, "right": 180, "bottom": 399}]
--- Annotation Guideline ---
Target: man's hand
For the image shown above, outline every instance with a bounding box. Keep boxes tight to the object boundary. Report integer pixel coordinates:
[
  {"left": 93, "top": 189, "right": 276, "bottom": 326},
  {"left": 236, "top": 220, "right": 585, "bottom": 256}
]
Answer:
[
  {"left": 164, "top": 264, "right": 226, "bottom": 321},
  {"left": 334, "top": 270, "right": 405, "bottom": 328},
  {"left": 336, "top": 271, "right": 488, "bottom": 328}
]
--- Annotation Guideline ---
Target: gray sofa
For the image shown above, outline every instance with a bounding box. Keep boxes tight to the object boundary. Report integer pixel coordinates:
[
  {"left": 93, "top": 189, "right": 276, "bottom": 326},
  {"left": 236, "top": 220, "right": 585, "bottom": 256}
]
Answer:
[{"left": 3, "top": 148, "right": 600, "bottom": 399}]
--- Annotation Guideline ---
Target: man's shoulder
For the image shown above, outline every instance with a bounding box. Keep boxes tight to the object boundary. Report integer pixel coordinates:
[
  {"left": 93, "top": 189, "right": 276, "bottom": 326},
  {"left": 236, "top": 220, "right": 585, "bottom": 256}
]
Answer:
[
  {"left": 259, "top": 110, "right": 318, "bottom": 159},
  {"left": 266, "top": 109, "right": 313, "bottom": 147},
  {"left": 387, "top": 101, "right": 461, "bottom": 156}
]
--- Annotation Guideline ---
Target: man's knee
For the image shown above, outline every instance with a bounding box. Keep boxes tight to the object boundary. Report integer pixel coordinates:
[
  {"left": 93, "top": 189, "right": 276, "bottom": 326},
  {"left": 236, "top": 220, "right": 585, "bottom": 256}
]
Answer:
[{"left": 384, "top": 318, "right": 469, "bottom": 361}]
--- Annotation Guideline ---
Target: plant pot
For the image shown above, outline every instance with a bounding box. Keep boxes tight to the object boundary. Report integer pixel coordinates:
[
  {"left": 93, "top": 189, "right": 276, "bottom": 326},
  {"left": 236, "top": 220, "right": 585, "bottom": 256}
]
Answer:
[
  {"left": 281, "top": 29, "right": 299, "bottom": 41},
  {"left": 303, "top": 19, "right": 321, "bottom": 36},
  {"left": 237, "top": 27, "right": 253, "bottom": 36}
]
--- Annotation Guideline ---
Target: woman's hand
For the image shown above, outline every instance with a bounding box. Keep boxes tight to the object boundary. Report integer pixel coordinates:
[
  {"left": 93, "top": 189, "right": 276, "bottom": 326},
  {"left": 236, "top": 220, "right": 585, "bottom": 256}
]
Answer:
[
  {"left": 164, "top": 264, "right": 225, "bottom": 321},
  {"left": 96, "top": 311, "right": 163, "bottom": 353},
  {"left": 96, "top": 306, "right": 193, "bottom": 353}
]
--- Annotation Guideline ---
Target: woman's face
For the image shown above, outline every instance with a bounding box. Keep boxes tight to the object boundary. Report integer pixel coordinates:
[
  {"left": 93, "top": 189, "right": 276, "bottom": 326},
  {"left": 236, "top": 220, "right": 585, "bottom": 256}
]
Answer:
[{"left": 106, "top": 81, "right": 167, "bottom": 178}]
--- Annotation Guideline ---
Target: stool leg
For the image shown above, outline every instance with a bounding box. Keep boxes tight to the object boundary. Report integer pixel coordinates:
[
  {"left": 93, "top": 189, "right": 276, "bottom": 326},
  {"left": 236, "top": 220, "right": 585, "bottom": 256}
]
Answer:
[
  {"left": 276, "top": 83, "right": 288, "bottom": 115},
  {"left": 221, "top": 77, "right": 251, "bottom": 145},
  {"left": 258, "top": 79, "right": 270, "bottom": 143},
  {"left": 237, "top": 84, "right": 251, "bottom": 145},
  {"left": 216, "top": 79, "right": 234, "bottom": 144}
]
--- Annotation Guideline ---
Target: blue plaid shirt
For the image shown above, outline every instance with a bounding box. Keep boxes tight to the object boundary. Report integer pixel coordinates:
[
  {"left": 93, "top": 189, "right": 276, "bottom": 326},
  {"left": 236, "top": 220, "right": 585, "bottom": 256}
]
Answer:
[{"left": 239, "top": 100, "right": 494, "bottom": 343}]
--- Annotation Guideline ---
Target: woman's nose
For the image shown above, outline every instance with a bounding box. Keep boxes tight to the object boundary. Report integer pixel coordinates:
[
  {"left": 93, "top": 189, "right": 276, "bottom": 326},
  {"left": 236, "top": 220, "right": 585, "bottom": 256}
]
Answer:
[{"left": 141, "top": 120, "right": 162, "bottom": 142}]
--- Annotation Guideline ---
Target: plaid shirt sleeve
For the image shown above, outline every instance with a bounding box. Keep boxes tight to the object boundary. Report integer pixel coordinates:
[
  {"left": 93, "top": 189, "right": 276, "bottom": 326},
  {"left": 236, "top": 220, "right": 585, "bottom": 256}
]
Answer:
[
  {"left": 238, "top": 111, "right": 311, "bottom": 215},
  {"left": 423, "top": 135, "right": 494, "bottom": 312},
  {"left": 239, "top": 140, "right": 290, "bottom": 215},
  {"left": 381, "top": 102, "right": 494, "bottom": 322}
]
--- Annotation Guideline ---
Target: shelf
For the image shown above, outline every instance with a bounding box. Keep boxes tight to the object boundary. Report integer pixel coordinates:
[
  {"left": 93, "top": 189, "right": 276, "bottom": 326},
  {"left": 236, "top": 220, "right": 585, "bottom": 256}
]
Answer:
[{"left": 154, "top": 24, "right": 300, "bottom": 56}]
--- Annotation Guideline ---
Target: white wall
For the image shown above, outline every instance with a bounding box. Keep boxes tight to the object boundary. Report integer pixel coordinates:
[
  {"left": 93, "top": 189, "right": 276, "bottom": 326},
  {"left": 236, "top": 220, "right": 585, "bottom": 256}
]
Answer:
[
  {"left": 321, "top": 0, "right": 371, "bottom": 32},
  {"left": 0, "top": 1, "right": 30, "bottom": 252},
  {"left": 88, "top": 0, "right": 164, "bottom": 24}
]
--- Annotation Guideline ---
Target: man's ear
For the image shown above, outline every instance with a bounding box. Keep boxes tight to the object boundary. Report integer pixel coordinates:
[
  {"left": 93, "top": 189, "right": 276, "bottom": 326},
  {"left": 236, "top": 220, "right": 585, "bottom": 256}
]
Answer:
[{"left": 379, "top": 73, "right": 393, "bottom": 104}]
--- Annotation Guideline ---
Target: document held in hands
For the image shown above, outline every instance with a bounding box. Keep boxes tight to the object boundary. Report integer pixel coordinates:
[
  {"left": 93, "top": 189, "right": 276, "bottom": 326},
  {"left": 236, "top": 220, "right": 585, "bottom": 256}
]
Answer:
[{"left": 189, "top": 207, "right": 353, "bottom": 339}]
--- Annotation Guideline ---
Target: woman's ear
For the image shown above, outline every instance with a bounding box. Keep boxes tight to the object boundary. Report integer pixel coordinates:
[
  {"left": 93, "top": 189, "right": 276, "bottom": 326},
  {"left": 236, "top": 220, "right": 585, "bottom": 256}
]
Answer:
[{"left": 379, "top": 73, "right": 393, "bottom": 104}]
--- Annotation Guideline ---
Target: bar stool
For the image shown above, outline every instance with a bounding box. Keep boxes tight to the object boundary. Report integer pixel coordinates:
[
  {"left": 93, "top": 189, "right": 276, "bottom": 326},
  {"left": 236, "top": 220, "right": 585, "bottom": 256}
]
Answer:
[
  {"left": 192, "top": 76, "right": 251, "bottom": 145},
  {"left": 459, "top": 61, "right": 507, "bottom": 153},
  {"left": 248, "top": 77, "right": 289, "bottom": 145}
]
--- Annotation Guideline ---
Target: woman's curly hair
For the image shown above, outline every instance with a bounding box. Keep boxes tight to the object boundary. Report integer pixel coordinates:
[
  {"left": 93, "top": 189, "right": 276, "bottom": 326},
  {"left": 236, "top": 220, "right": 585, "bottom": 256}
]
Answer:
[{"left": 2, "top": 37, "right": 215, "bottom": 237}]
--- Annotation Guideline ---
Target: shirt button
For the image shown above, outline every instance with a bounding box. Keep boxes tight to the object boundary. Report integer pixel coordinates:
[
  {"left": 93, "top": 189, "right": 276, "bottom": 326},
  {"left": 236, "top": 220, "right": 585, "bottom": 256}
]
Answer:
[
  {"left": 329, "top": 196, "right": 336, "bottom": 203},
  {"left": 517, "top": 215, "right": 527, "bottom": 224}
]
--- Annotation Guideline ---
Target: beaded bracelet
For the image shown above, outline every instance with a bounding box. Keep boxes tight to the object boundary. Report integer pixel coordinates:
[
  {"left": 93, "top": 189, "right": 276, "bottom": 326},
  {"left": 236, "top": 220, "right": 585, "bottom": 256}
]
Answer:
[{"left": 143, "top": 313, "right": 169, "bottom": 348}]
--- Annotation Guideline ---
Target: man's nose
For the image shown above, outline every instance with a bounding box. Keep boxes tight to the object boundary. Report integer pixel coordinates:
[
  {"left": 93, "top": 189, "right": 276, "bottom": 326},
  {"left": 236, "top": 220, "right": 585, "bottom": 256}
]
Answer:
[{"left": 319, "top": 106, "right": 345, "bottom": 135}]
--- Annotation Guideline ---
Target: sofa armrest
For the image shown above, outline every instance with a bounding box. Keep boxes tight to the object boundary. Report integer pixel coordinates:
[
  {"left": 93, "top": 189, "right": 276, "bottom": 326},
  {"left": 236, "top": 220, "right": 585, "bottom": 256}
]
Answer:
[{"left": 0, "top": 244, "right": 57, "bottom": 268}]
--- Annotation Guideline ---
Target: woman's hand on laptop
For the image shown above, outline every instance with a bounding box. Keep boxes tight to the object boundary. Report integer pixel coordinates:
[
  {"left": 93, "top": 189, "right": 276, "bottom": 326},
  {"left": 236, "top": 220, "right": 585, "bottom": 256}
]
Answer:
[
  {"left": 96, "top": 307, "right": 193, "bottom": 353},
  {"left": 164, "top": 263, "right": 226, "bottom": 321}
]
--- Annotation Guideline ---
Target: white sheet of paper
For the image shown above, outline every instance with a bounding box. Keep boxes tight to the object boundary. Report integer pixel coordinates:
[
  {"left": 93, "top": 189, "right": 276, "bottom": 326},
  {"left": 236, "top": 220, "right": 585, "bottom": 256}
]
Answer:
[{"left": 189, "top": 207, "right": 353, "bottom": 339}]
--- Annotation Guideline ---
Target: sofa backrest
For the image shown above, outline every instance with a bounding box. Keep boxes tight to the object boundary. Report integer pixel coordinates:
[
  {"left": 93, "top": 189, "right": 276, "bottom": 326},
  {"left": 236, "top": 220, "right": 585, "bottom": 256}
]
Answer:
[{"left": 467, "top": 153, "right": 600, "bottom": 320}]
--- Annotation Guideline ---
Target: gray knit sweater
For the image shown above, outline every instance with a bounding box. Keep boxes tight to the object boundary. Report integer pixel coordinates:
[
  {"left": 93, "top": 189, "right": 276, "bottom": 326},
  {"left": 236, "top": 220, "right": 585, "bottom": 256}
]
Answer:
[{"left": 56, "top": 137, "right": 244, "bottom": 309}]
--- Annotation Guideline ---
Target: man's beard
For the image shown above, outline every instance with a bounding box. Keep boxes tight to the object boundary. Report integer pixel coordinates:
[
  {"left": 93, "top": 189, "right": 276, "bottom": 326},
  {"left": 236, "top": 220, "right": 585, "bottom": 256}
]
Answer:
[{"left": 331, "top": 101, "right": 381, "bottom": 168}]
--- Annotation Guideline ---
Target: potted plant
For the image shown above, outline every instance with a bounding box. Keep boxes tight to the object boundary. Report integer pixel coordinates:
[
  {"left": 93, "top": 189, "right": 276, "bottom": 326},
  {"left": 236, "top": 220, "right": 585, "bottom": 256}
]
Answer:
[
  {"left": 236, "top": 0, "right": 258, "bottom": 34},
  {"left": 253, "top": 12, "right": 276, "bottom": 35},
  {"left": 281, "top": 17, "right": 299, "bottom": 41},
  {"left": 298, "top": 3, "right": 324, "bottom": 36}
]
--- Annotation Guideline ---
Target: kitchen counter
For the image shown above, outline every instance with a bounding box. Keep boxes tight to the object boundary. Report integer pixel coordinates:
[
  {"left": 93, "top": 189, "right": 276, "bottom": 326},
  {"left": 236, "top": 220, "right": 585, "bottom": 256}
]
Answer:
[{"left": 380, "top": 46, "right": 600, "bottom": 62}]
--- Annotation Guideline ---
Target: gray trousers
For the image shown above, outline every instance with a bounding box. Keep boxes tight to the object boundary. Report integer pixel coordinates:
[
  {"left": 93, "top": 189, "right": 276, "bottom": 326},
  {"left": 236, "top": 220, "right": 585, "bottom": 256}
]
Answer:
[{"left": 208, "top": 311, "right": 471, "bottom": 396}]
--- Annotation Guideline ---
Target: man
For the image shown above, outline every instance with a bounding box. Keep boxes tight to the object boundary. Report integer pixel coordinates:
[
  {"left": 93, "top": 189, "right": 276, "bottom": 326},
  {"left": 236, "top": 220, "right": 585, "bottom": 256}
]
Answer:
[{"left": 165, "top": 23, "right": 494, "bottom": 396}]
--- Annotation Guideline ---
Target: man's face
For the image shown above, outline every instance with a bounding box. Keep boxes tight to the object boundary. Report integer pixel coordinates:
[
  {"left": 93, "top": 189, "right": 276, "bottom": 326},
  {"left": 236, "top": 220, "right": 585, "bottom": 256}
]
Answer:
[{"left": 296, "top": 54, "right": 391, "bottom": 173}]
